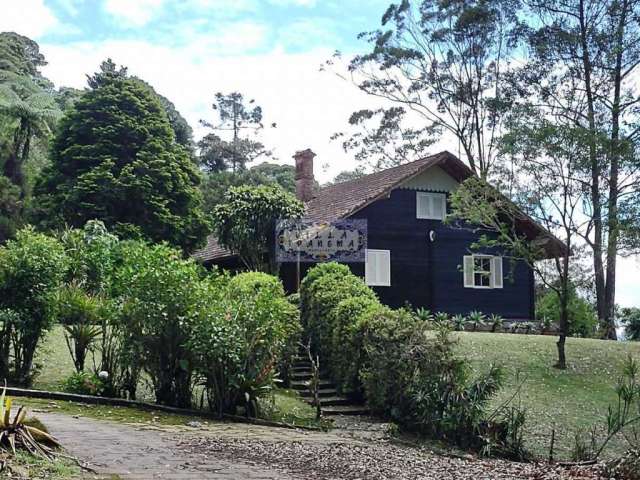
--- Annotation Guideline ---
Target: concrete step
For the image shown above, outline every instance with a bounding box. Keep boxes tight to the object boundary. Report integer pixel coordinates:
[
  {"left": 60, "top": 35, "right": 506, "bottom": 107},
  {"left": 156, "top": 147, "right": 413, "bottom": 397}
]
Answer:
[
  {"left": 298, "top": 388, "right": 338, "bottom": 398},
  {"left": 291, "top": 380, "right": 335, "bottom": 391},
  {"left": 317, "top": 396, "right": 352, "bottom": 407},
  {"left": 292, "top": 372, "right": 313, "bottom": 381},
  {"left": 291, "top": 365, "right": 312, "bottom": 372},
  {"left": 321, "top": 405, "right": 369, "bottom": 416}
]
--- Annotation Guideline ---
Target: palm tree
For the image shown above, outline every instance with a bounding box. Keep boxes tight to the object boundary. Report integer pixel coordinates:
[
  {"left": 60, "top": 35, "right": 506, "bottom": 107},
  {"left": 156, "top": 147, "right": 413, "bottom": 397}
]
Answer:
[{"left": 0, "top": 71, "right": 60, "bottom": 196}]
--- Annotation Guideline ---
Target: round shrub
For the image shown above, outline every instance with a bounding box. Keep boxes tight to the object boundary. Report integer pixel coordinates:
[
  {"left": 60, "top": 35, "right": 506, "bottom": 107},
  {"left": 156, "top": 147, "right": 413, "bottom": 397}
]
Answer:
[{"left": 300, "top": 262, "right": 352, "bottom": 328}]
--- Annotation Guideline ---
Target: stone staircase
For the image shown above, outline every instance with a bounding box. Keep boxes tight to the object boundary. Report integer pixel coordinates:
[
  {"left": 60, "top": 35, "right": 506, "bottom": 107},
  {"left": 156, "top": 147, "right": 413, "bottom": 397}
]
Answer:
[{"left": 289, "top": 355, "right": 368, "bottom": 416}]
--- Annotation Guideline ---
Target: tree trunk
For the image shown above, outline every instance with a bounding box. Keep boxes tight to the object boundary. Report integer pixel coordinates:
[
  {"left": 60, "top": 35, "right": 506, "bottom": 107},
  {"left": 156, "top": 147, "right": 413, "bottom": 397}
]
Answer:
[
  {"left": 577, "top": 0, "right": 607, "bottom": 333},
  {"left": 602, "top": 0, "right": 629, "bottom": 341}
]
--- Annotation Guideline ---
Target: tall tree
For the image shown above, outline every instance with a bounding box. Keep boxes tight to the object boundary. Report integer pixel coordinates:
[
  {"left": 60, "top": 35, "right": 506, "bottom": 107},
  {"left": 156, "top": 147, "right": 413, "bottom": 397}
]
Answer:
[
  {"left": 35, "top": 62, "right": 209, "bottom": 251},
  {"left": 451, "top": 118, "right": 585, "bottom": 368},
  {"left": 334, "top": 0, "right": 523, "bottom": 177},
  {"left": 523, "top": 0, "right": 640, "bottom": 338},
  {"left": 199, "top": 92, "right": 275, "bottom": 173}
]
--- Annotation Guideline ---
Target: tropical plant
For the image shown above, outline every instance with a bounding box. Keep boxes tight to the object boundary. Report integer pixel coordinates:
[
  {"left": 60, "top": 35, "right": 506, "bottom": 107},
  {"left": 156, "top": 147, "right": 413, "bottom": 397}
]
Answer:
[
  {"left": 414, "top": 307, "right": 433, "bottom": 323},
  {"left": 54, "top": 284, "right": 102, "bottom": 373},
  {"left": 467, "top": 311, "right": 487, "bottom": 331},
  {"left": 489, "top": 314, "right": 503, "bottom": 333},
  {"left": 452, "top": 314, "right": 466, "bottom": 331},
  {"left": 433, "top": 312, "right": 450, "bottom": 325},
  {"left": 0, "top": 69, "right": 60, "bottom": 195},
  {"left": 0, "top": 386, "right": 60, "bottom": 460}
]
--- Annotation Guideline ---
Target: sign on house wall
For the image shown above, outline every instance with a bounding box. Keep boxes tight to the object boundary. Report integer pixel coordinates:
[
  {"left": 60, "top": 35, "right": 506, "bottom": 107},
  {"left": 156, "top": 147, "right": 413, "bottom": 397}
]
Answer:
[{"left": 275, "top": 219, "right": 367, "bottom": 263}]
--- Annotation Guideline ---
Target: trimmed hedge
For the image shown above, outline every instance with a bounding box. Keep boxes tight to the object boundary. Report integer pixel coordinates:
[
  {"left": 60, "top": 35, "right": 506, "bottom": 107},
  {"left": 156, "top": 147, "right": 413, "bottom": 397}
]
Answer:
[
  {"left": 300, "top": 262, "right": 524, "bottom": 458},
  {"left": 300, "top": 262, "right": 378, "bottom": 381}
]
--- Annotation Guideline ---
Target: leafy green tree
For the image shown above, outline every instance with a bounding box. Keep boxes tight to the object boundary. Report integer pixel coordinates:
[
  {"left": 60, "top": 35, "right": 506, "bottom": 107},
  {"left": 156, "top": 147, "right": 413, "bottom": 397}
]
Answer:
[
  {"left": 620, "top": 307, "right": 640, "bottom": 341},
  {"left": 199, "top": 92, "right": 275, "bottom": 172},
  {"left": 212, "top": 185, "right": 304, "bottom": 273},
  {"left": 522, "top": 0, "right": 640, "bottom": 339},
  {"left": 0, "top": 177, "right": 21, "bottom": 243},
  {"left": 200, "top": 163, "right": 296, "bottom": 214},
  {"left": 35, "top": 62, "right": 209, "bottom": 251},
  {"left": 0, "top": 227, "right": 68, "bottom": 385},
  {"left": 330, "top": 168, "right": 366, "bottom": 185},
  {"left": 536, "top": 288, "right": 598, "bottom": 338}
]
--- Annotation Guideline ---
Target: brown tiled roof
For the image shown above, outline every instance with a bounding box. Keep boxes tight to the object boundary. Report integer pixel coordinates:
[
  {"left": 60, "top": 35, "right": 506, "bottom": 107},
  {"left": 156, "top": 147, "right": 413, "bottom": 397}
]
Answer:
[
  {"left": 192, "top": 234, "right": 235, "bottom": 263},
  {"left": 304, "top": 151, "right": 462, "bottom": 221},
  {"left": 192, "top": 150, "right": 567, "bottom": 263}
]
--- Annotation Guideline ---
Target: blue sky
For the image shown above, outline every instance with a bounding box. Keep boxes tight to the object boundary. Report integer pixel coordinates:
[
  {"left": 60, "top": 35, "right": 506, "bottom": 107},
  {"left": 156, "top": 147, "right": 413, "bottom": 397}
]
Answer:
[
  {"left": 38, "top": 0, "right": 385, "bottom": 54},
  {"left": 3, "top": 0, "right": 639, "bottom": 307}
]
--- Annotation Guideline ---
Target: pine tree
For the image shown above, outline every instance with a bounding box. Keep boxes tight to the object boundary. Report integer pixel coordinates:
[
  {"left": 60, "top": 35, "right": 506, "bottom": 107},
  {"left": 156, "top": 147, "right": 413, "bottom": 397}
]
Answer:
[{"left": 35, "top": 64, "right": 209, "bottom": 251}]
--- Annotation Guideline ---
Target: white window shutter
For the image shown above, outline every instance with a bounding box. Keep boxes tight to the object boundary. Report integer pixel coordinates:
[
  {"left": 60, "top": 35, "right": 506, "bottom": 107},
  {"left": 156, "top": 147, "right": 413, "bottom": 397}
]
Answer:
[
  {"left": 417, "top": 192, "right": 446, "bottom": 220},
  {"left": 463, "top": 255, "right": 474, "bottom": 288},
  {"left": 492, "top": 256, "right": 503, "bottom": 288},
  {"left": 365, "top": 249, "right": 391, "bottom": 286},
  {"left": 365, "top": 250, "right": 374, "bottom": 285},
  {"left": 416, "top": 193, "right": 428, "bottom": 218},
  {"left": 432, "top": 194, "right": 445, "bottom": 220}
]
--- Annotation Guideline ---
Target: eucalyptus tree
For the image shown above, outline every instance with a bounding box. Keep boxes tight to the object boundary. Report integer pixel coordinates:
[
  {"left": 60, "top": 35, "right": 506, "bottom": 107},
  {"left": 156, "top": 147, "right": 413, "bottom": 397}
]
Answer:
[
  {"left": 522, "top": 0, "right": 640, "bottom": 338},
  {"left": 335, "top": 0, "right": 524, "bottom": 177}
]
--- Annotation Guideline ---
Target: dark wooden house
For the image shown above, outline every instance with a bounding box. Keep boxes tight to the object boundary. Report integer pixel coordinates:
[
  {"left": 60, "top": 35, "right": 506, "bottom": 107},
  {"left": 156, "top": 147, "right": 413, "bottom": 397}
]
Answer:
[{"left": 194, "top": 150, "right": 565, "bottom": 321}]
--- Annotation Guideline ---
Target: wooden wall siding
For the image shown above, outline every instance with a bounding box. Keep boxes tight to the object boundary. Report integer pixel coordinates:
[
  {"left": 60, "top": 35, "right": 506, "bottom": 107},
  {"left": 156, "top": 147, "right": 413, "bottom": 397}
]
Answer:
[
  {"left": 355, "top": 188, "right": 533, "bottom": 319},
  {"left": 280, "top": 188, "right": 534, "bottom": 320}
]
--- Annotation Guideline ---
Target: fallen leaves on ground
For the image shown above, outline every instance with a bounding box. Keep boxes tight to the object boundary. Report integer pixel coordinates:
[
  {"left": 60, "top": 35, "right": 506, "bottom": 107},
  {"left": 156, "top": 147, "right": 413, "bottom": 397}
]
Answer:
[{"left": 178, "top": 437, "right": 607, "bottom": 480}]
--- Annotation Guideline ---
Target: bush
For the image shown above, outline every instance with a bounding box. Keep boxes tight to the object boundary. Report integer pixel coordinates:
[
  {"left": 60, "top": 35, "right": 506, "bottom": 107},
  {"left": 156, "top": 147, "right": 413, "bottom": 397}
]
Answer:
[
  {"left": 620, "top": 307, "right": 640, "bottom": 341},
  {"left": 187, "top": 271, "right": 300, "bottom": 417},
  {"left": 111, "top": 240, "right": 203, "bottom": 408},
  {"left": 62, "top": 371, "right": 105, "bottom": 396},
  {"left": 330, "top": 296, "right": 385, "bottom": 395},
  {"left": 301, "top": 262, "right": 377, "bottom": 367},
  {"left": 536, "top": 288, "right": 597, "bottom": 337},
  {"left": 359, "top": 311, "right": 508, "bottom": 449},
  {"left": 0, "top": 228, "right": 68, "bottom": 386},
  {"left": 300, "top": 262, "right": 352, "bottom": 327}
]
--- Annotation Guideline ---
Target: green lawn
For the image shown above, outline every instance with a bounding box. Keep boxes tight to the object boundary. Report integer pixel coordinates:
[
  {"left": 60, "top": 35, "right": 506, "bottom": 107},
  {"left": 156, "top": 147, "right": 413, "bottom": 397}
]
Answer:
[
  {"left": 457, "top": 332, "right": 640, "bottom": 460},
  {"left": 31, "top": 326, "right": 640, "bottom": 460}
]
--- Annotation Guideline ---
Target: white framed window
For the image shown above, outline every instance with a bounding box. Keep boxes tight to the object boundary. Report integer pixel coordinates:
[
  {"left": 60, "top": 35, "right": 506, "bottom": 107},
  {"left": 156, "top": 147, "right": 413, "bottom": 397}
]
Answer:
[
  {"left": 463, "top": 255, "right": 503, "bottom": 289},
  {"left": 365, "top": 249, "right": 391, "bottom": 287},
  {"left": 416, "top": 192, "right": 446, "bottom": 220}
]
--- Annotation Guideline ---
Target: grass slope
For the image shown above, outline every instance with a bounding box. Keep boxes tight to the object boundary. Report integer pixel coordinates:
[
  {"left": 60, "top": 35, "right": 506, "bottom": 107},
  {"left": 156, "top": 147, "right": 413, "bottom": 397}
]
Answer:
[{"left": 458, "top": 332, "right": 640, "bottom": 459}]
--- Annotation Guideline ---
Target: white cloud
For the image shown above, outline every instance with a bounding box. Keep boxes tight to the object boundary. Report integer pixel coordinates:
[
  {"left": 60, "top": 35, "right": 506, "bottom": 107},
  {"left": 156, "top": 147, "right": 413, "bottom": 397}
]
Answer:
[
  {"left": 103, "top": 0, "right": 165, "bottom": 27},
  {"left": 269, "top": 0, "right": 317, "bottom": 6},
  {"left": 0, "top": 0, "right": 59, "bottom": 38},
  {"left": 39, "top": 37, "right": 375, "bottom": 179}
]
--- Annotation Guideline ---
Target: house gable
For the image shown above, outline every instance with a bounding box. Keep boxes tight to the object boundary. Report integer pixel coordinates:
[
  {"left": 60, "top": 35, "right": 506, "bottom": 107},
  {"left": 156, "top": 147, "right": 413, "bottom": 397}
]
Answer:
[{"left": 397, "top": 165, "right": 459, "bottom": 192}]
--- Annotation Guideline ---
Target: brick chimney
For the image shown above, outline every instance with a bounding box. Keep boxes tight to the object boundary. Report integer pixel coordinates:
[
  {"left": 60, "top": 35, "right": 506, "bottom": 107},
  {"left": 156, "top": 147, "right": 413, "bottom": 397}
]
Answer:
[{"left": 294, "top": 148, "right": 316, "bottom": 202}]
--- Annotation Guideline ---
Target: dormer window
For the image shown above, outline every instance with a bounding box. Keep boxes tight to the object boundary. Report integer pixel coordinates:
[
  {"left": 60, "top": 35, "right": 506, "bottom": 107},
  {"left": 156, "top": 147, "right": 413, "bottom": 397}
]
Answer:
[{"left": 416, "top": 192, "right": 446, "bottom": 220}]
